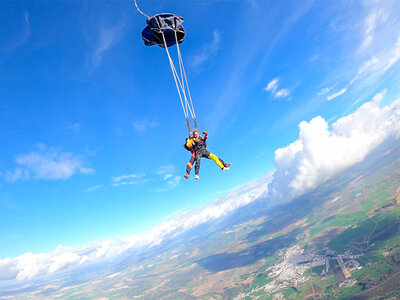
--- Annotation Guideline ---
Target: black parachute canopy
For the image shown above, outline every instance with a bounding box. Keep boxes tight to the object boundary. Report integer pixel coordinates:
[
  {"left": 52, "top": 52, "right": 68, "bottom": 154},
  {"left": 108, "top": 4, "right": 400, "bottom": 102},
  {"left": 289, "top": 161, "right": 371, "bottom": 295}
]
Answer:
[{"left": 141, "top": 13, "right": 185, "bottom": 48}]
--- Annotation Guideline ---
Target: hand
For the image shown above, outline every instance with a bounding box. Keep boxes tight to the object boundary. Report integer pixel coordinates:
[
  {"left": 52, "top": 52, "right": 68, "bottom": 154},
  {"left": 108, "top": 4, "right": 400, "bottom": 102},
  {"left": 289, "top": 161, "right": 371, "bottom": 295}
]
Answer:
[
  {"left": 202, "top": 131, "right": 208, "bottom": 136},
  {"left": 194, "top": 138, "right": 199, "bottom": 143}
]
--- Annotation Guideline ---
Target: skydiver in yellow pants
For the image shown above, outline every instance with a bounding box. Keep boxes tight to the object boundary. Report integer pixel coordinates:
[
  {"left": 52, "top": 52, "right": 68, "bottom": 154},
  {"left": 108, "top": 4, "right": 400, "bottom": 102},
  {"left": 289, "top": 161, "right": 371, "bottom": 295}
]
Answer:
[{"left": 184, "top": 130, "right": 231, "bottom": 180}]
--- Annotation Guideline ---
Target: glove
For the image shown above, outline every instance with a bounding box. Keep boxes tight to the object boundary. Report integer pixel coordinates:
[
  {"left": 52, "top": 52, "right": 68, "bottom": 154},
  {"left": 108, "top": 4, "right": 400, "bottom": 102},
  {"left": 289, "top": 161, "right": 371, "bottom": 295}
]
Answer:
[
  {"left": 202, "top": 131, "right": 208, "bottom": 136},
  {"left": 194, "top": 138, "right": 199, "bottom": 143}
]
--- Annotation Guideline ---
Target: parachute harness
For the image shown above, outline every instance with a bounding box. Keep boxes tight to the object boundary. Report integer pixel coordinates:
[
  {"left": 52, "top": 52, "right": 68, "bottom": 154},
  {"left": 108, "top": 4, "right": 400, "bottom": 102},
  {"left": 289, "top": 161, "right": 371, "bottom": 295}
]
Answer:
[{"left": 135, "top": 0, "right": 198, "bottom": 133}]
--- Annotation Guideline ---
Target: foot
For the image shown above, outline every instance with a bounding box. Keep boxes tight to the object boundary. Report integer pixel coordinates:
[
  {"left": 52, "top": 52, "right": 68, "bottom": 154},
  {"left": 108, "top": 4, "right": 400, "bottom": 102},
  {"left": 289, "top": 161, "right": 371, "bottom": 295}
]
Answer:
[
  {"left": 222, "top": 167, "right": 230, "bottom": 172},
  {"left": 224, "top": 163, "right": 232, "bottom": 168},
  {"left": 195, "top": 175, "right": 200, "bottom": 180},
  {"left": 184, "top": 173, "right": 189, "bottom": 179}
]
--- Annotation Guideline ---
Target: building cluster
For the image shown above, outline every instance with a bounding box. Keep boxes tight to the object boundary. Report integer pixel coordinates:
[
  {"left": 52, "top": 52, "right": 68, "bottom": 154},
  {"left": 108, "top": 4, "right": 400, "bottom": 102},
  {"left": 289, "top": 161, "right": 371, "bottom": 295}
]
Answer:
[{"left": 234, "top": 245, "right": 363, "bottom": 299}]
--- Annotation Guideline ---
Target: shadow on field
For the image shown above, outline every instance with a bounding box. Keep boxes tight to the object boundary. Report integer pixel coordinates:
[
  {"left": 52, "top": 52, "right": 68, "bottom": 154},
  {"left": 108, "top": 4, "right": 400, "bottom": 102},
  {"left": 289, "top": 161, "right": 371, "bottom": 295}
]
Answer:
[{"left": 195, "top": 228, "right": 300, "bottom": 273}]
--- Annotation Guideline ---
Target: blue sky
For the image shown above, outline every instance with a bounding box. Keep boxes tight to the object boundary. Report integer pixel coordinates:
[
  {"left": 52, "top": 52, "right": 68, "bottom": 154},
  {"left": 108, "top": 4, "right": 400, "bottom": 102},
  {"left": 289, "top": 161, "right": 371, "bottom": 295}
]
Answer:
[{"left": 1, "top": 0, "right": 400, "bottom": 275}]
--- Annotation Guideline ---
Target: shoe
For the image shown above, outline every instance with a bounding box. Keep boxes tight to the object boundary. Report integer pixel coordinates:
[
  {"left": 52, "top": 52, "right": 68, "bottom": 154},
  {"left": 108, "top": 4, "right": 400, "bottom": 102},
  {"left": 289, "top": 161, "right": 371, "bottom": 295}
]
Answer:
[
  {"left": 222, "top": 167, "right": 230, "bottom": 172},
  {"left": 195, "top": 175, "right": 199, "bottom": 180},
  {"left": 224, "top": 163, "right": 232, "bottom": 167},
  {"left": 184, "top": 174, "right": 189, "bottom": 179}
]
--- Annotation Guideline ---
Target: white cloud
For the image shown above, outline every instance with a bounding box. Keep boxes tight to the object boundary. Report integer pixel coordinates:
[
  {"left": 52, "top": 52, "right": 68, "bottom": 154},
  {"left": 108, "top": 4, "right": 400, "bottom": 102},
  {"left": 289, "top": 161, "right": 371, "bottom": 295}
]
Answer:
[
  {"left": 91, "top": 24, "right": 124, "bottom": 67},
  {"left": 0, "top": 197, "right": 18, "bottom": 210},
  {"left": 264, "top": 78, "right": 290, "bottom": 99},
  {"left": 0, "top": 234, "right": 20, "bottom": 245},
  {"left": 132, "top": 120, "right": 158, "bottom": 133},
  {"left": 153, "top": 165, "right": 181, "bottom": 192},
  {"left": 317, "top": 84, "right": 337, "bottom": 96},
  {"left": 155, "top": 165, "right": 180, "bottom": 192},
  {"left": 156, "top": 176, "right": 181, "bottom": 192},
  {"left": 5, "top": 168, "right": 30, "bottom": 182},
  {"left": 246, "top": 0, "right": 258, "bottom": 9},
  {"left": 163, "top": 174, "right": 173, "bottom": 180},
  {"left": 111, "top": 173, "right": 146, "bottom": 187},
  {"left": 115, "top": 128, "right": 123, "bottom": 137},
  {"left": 3, "top": 11, "right": 30, "bottom": 53},
  {"left": 264, "top": 78, "right": 279, "bottom": 93},
  {"left": 0, "top": 240, "right": 136, "bottom": 281},
  {"left": 80, "top": 167, "right": 95, "bottom": 175},
  {"left": 351, "top": 34, "right": 400, "bottom": 85},
  {"left": 48, "top": 251, "right": 85, "bottom": 274},
  {"left": 66, "top": 123, "right": 80, "bottom": 131},
  {"left": 268, "top": 90, "right": 400, "bottom": 202},
  {"left": 86, "top": 20, "right": 126, "bottom": 70},
  {"left": 317, "top": 88, "right": 330, "bottom": 96},
  {"left": 359, "top": 7, "right": 388, "bottom": 52},
  {"left": 156, "top": 165, "right": 175, "bottom": 175},
  {"left": 326, "top": 88, "right": 347, "bottom": 101},
  {"left": 191, "top": 29, "right": 221, "bottom": 67},
  {"left": 384, "top": 36, "right": 400, "bottom": 71},
  {"left": 86, "top": 185, "right": 102, "bottom": 192},
  {"left": 5, "top": 145, "right": 94, "bottom": 182},
  {"left": 113, "top": 173, "right": 145, "bottom": 182},
  {"left": 167, "top": 176, "right": 182, "bottom": 189},
  {"left": 275, "top": 89, "right": 290, "bottom": 98}
]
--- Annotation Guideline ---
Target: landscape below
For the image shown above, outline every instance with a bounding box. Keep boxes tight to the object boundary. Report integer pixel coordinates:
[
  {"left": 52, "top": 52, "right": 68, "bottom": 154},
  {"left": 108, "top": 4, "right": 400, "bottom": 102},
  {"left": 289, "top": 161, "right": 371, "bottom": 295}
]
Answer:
[{"left": 1, "top": 140, "right": 400, "bottom": 299}]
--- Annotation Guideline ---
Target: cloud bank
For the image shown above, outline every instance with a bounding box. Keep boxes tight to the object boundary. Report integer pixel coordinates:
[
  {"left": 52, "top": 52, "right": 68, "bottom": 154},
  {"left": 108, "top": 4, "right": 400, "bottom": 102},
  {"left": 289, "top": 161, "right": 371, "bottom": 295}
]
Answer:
[{"left": 268, "top": 90, "right": 400, "bottom": 202}]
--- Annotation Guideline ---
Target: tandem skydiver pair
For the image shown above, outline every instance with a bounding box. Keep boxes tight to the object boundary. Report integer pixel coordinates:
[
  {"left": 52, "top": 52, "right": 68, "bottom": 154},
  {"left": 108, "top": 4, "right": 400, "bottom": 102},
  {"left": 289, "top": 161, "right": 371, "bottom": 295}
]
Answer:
[{"left": 183, "top": 130, "right": 231, "bottom": 180}]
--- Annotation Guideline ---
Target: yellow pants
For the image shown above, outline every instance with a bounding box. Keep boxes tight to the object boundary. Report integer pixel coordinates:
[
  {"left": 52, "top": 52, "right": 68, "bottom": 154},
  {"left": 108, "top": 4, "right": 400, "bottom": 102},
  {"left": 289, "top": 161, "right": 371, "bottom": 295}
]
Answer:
[
  {"left": 208, "top": 153, "right": 224, "bottom": 168},
  {"left": 194, "top": 149, "right": 226, "bottom": 175}
]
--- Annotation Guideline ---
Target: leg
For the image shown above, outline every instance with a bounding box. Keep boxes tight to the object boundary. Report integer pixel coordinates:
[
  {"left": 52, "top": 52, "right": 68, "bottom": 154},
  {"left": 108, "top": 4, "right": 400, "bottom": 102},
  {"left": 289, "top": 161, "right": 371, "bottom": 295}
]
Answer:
[
  {"left": 208, "top": 152, "right": 224, "bottom": 169},
  {"left": 195, "top": 152, "right": 202, "bottom": 175},
  {"left": 186, "top": 152, "right": 196, "bottom": 175}
]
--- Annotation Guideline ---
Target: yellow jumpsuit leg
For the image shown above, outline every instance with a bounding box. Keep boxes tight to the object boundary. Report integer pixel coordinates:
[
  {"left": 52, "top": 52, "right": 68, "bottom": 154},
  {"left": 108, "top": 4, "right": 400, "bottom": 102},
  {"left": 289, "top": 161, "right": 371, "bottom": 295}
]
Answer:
[{"left": 208, "top": 153, "right": 224, "bottom": 169}]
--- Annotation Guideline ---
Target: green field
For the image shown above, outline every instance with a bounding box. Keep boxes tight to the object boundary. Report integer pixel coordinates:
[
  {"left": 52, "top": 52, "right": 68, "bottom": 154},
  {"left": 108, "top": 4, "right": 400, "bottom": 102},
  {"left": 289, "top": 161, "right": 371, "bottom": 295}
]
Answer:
[
  {"left": 310, "top": 211, "right": 365, "bottom": 238},
  {"left": 369, "top": 261, "right": 392, "bottom": 279},
  {"left": 311, "top": 265, "right": 325, "bottom": 275},
  {"left": 337, "top": 286, "right": 362, "bottom": 299}
]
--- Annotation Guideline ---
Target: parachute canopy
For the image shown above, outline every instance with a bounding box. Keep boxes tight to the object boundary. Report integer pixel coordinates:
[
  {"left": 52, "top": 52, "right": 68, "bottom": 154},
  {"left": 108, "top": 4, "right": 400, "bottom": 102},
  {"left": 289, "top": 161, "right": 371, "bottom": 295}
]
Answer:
[
  {"left": 141, "top": 13, "right": 185, "bottom": 48},
  {"left": 139, "top": 10, "right": 197, "bottom": 132}
]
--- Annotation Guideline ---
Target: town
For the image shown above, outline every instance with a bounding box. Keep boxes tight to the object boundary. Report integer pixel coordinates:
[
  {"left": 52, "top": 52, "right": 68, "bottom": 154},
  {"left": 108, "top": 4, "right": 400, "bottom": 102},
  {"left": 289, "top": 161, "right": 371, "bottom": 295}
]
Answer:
[{"left": 235, "top": 245, "right": 363, "bottom": 299}]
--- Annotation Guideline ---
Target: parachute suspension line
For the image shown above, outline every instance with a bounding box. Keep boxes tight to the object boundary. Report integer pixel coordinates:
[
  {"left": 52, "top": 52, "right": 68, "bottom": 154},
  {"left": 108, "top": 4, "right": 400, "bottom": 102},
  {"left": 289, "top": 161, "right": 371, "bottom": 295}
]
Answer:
[
  {"left": 169, "top": 41, "right": 195, "bottom": 121},
  {"left": 174, "top": 31, "right": 198, "bottom": 131},
  {"left": 133, "top": 0, "right": 150, "bottom": 18},
  {"left": 173, "top": 34, "right": 191, "bottom": 120},
  {"left": 161, "top": 32, "right": 192, "bottom": 132},
  {"left": 161, "top": 31, "right": 198, "bottom": 133}
]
